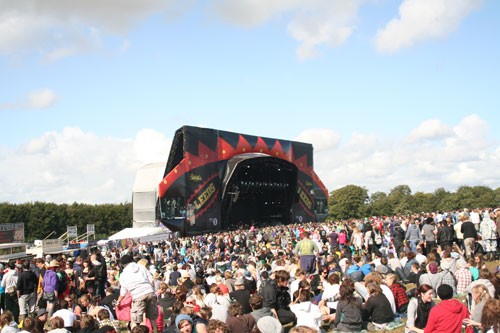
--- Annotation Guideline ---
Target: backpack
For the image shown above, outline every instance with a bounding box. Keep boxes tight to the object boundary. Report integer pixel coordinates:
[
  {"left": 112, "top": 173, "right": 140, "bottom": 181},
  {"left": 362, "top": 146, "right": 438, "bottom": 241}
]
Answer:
[
  {"left": 365, "top": 231, "right": 373, "bottom": 245},
  {"left": 56, "top": 270, "right": 68, "bottom": 294},
  {"left": 374, "top": 231, "right": 383, "bottom": 245}
]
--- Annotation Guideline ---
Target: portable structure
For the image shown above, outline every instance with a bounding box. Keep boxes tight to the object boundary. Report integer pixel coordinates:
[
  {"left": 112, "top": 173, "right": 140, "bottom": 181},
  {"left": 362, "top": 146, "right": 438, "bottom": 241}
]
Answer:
[{"left": 157, "top": 126, "right": 328, "bottom": 235}]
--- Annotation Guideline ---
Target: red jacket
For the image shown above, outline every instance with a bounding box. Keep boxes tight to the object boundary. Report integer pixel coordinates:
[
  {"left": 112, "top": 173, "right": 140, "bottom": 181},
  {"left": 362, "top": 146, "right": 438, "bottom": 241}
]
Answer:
[{"left": 424, "top": 299, "right": 468, "bottom": 333}]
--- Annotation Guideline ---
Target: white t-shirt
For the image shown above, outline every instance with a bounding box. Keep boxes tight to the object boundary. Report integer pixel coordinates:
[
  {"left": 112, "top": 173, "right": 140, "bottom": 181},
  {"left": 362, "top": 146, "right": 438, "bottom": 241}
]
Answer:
[
  {"left": 470, "top": 211, "right": 481, "bottom": 224},
  {"left": 52, "top": 309, "right": 76, "bottom": 327}
]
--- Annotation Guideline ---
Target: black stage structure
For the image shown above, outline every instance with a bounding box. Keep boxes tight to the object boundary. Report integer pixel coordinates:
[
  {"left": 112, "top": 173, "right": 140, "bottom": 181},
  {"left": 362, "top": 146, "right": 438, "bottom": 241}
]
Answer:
[{"left": 158, "top": 126, "right": 328, "bottom": 235}]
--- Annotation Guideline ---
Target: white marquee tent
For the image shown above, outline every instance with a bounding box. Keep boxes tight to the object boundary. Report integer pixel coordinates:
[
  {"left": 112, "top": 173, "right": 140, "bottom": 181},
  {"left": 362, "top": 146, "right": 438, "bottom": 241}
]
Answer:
[{"left": 108, "top": 226, "right": 172, "bottom": 242}]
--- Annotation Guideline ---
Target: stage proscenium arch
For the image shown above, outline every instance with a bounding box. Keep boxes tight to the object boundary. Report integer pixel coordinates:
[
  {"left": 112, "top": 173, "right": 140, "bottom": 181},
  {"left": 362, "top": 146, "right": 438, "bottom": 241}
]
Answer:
[{"left": 156, "top": 126, "right": 328, "bottom": 235}]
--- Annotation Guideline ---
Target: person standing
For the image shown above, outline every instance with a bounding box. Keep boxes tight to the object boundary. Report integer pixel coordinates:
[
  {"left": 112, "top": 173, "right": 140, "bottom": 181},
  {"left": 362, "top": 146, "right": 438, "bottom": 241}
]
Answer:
[
  {"left": 421, "top": 218, "right": 437, "bottom": 255},
  {"left": 294, "top": 231, "right": 319, "bottom": 275},
  {"left": 454, "top": 218, "right": 465, "bottom": 251},
  {"left": 0, "top": 264, "right": 5, "bottom": 315},
  {"left": 480, "top": 211, "right": 497, "bottom": 260},
  {"left": 470, "top": 208, "right": 481, "bottom": 231},
  {"left": 461, "top": 214, "right": 478, "bottom": 259},
  {"left": 405, "top": 220, "right": 423, "bottom": 253},
  {"left": 116, "top": 255, "right": 158, "bottom": 333},
  {"left": 16, "top": 259, "right": 38, "bottom": 321},
  {"left": 1, "top": 262, "right": 19, "bottom": 322},
  {"left": 41, "top": 260, "right": 60, "bottom": 319}
]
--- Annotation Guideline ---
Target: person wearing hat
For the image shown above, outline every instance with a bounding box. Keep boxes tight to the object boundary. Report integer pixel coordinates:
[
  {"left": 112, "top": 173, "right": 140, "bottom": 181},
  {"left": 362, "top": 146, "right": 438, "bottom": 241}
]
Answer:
[
  {"left": 419, "top": 284, "right": 468, "bottom": 333},
  {"left": 256, "top": 316, "right": 282, "bottom": 333},
  {"left": 174, "top": 314, "right": 193, "bottom": 333},
  {"left": 116, "top": 255, "right": 158, "bottom": 333},
  {"left": 229, "top": 278, "right": 251, "bottom": 314},
  {"left": 178, "top": 270, "right": 194, "bottom": 290},
  {"left": 34, "top": 308, "right": 48, "bottom": 333},
  {"left": 41, "top": 260, "right": 60, "bottom": 318}
]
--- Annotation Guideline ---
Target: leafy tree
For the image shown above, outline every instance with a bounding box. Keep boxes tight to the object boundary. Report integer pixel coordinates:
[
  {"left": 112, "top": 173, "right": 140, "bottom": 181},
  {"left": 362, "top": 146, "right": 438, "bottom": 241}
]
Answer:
[
  {"left": 367, "top": 191, "right": 392, "bottom": 217},
  {"left": 328, "top": 185, "right": 368, "bottom": 220},
  {"left": 0, "top": 202, "right": 132, "bottom": 241},
  {"left": 412, "top": 192, "right": 435, "bottom": 213}
]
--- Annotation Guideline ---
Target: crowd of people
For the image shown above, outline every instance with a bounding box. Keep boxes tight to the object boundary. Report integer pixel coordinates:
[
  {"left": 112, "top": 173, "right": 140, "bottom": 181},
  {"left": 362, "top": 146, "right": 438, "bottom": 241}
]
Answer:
[{"left": 0, "top": 208, "right": 499, "bottom": 333}]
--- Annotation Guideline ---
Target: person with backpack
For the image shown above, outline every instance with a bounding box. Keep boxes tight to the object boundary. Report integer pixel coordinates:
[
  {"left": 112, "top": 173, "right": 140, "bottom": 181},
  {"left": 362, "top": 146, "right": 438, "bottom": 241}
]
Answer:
[
  {"left": 372, "top": 228, "right": 384, "bottom": 251},
  {"left": 41, "top": 260, "right": 59, "bottom": 318},
  {"left": 56, "top": 266, "right": 69, "bottom": 302}
]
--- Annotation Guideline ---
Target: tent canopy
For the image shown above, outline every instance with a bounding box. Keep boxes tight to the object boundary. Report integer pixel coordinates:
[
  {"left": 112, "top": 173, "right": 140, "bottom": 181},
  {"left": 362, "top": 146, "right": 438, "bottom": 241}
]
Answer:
[{"left": 108, "top": 227, "right": 171, "bottom": 241}]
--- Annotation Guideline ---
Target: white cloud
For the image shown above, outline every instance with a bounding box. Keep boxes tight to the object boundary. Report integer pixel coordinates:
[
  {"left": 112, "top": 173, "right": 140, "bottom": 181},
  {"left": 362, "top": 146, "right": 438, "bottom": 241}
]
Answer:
[
  {"left": 1, "top": 115, "right": 498, "bottom": 204},
  {"left": 295, "top": 128, "right": 341, "bottom": 152},
  {"left": 211, "top": 0, "right": 301, "bottom": 26},
  {"left": 0, "top": 88, "right": 58, "bottom": 110},
  {"left": 406, "top": 118, "right": 454, "bottom": 143},
  {"left": 212, "top": 0, "right": 364, "bottom": 60},
  {"left": 375, "top": 0, "right": 483, "bottom": 53},
  {"left": 0, "top": 0, "right": 483, "bottom": 61},
  {"left": 314, "top": 114, "right": 500, "bottom": 195},
  {"left": 134, "top": 129, "right": 172, "bottom": 164},
  {"left": 26, "top": 89, "right": 58, "bottom": 109},
  {"left": 0, "top": 0, "right": 174, "bottom": 59},
  {"left": 0, "top": 127, "right": 170, "bottom": 204}
]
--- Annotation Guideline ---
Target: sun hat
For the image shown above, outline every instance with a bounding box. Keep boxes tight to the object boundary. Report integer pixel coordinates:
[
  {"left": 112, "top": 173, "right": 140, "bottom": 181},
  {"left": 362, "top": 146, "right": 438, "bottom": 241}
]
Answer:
[
  {"left": 36, "top": 308, "right": 48, "bottom": 317},
  {"left": 49, "top": 260, "right": 59, "bottom": 268}
]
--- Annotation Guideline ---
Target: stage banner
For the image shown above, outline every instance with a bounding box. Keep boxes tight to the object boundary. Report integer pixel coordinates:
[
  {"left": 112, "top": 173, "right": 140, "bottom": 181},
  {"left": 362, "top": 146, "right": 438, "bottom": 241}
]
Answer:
[
  {"left": 67, "top": 226, "right": 78, "bottom": 238},
  {"left": 0, "top": 223, "right": 25, "bottom": 243},
  {"left": 42, "top": 239, "right": 63, "bottom": 253}
]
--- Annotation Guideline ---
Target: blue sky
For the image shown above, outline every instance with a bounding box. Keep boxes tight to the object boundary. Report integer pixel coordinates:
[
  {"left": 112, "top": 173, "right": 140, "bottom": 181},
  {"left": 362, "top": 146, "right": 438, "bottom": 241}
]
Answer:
[{"left": 1, "top": 0, "right": 499, "bottom": 204}]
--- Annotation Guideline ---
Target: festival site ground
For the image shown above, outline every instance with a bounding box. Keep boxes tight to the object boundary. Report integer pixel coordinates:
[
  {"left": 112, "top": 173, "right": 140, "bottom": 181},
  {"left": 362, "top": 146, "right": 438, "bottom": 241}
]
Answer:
[{"left": 1, "top": 209, "right": 500, "bottom": 333}]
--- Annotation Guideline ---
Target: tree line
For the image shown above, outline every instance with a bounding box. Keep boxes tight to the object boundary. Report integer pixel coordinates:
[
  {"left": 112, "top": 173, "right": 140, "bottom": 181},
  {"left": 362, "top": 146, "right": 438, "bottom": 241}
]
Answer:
[
  {"left": 0, "top": 185, "right": 499, "bottom": 240},
  {"left": 328, "top": 184, "right": 500, "bottom": 220},
  {"left": 0, "top": 202, "right": 132, "bottom": 241}
]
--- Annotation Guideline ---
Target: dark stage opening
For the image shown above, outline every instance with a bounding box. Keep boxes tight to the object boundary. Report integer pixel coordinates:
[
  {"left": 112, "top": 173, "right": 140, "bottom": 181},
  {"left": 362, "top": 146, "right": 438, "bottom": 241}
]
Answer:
[{"left": 221, "top": 154, "right": 298, "bottom": 229}]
